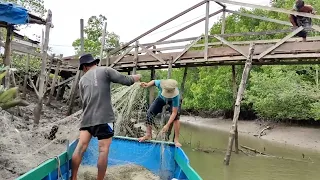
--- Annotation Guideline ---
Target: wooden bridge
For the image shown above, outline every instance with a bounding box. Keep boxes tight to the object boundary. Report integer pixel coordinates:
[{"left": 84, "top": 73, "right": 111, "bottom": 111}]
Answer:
[{"left": 58, "top": 0, "right": 320, "bottom": 166}]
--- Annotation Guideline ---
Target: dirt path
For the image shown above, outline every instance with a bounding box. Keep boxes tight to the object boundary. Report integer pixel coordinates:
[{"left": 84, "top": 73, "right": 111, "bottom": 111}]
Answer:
[{"left": 180, "top": 115, "right": 320, "bottom": 152}]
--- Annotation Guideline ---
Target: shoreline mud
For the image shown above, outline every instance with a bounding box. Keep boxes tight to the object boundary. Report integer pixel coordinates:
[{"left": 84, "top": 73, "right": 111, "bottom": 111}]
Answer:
[{"left": 179, "top": 115, "right": 320, "bottom": 152}]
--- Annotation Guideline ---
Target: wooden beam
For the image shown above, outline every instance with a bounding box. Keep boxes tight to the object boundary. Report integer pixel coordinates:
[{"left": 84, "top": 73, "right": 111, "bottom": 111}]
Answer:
[
  {"left": 224, "top": 42, "right": 255, "bottom": 166},
  {"left": 204, "top": 0, "right": 210, "bottom": 61},
  {"left": 173, "top": 36, "right": 202, "bottom": 63},
  {"left": 148, "top": 9, "right": 223, "bottom": 48},
  {"left": 34, "top": 10, "right": 52, "bottom": 125},
  {"left": 213, "top": 35, "right": 248, "bottom": 58},
  {"left": 226, "top": 9, "right": 292, "bottom": 26},
  {"left": 212, "top": 0, "right": 320, "bottom": 20},
  {"left": 138, "top": 43, "right": 166, "bottom": 64},
  {"left": 257, "top": 26, "right": 304, "bottom": 60},
  {"left": 108, "top": 0, "right": 207, "bottom": 55},
  {"left": 67, "top": 19, "right": 84, "bottom": 115},
  {"left": 110, "top": 46, "right": 134, "bottom": 68}
]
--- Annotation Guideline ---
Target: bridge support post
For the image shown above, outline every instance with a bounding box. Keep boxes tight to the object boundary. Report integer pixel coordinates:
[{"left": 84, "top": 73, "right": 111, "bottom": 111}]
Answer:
[{"left": 224, "top": 42, "right": 255, "bottom": 165}]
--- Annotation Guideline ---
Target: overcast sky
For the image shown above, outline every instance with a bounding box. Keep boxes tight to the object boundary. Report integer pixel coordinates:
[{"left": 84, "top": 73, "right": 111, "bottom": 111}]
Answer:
[{"left": 18, "top": 0, "right": 271, "bottom": 57}]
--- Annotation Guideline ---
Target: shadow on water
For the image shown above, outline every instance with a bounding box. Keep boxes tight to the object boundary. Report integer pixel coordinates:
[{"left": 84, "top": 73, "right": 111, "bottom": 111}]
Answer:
[{"left": 179, "top": 122, "right": 320, "bottom": 180}]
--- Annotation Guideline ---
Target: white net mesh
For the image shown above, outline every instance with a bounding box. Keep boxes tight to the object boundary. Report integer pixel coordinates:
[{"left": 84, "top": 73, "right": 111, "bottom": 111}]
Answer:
[{"left": 0, "top": 83, "right": 173, "bottom": 180}]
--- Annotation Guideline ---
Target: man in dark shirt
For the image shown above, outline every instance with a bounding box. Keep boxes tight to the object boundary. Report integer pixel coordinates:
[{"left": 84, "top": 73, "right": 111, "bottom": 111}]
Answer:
[
  {"left": 289, "top": 0, "right": 316, "bottom": 41},
  {"left": 71, "top": 53, "right": 141, "bottom": 180}
]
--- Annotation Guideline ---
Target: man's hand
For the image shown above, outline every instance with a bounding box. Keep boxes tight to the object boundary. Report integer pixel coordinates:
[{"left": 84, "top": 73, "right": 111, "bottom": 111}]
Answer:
[
  {"left": 161, "top": 124, "right": 169, "bottom": 133},
  {"left": 131, "top": 74, "right": 142, "bottom": 82}
]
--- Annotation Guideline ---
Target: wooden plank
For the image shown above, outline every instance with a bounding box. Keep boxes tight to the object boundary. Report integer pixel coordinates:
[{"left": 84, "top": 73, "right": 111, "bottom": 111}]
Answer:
[
  {"left": 111, "top": 40, "right": 320, "bottom": 64},
  {"left": 110, "top": 46, "right": 134, "bottom": 68},
  {"left": 138, "top": 43, "right": 166, "bottom": 64},
  {"left": 109, "top": 0, "right": 207, "bottom": 55},
  {"left": 213, "top": 35, "right": 248, "bottom": 58},
  {"left": 258, "top": 26, "right": 304, "bottom": 60},
  {"left": 224, "top": 42, "right": 255, "bottom": 165},
  {"left": 173, "top": 36, "right": 202, "bottom": 63},
  {"left": 204, "top": 0, "right": 210, "bottom": 61},
  {"left": 226, "top": 9, "right": 292, "bottom": 26},
  {"left": 212, "top": 0, "right": 320, "bottom": 20}
]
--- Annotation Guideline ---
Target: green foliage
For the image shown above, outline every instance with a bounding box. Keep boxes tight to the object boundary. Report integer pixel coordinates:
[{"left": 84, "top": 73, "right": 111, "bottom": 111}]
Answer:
[
  {"left": 244, "top": 66, "right": 320, "bottom": 120},
  {"left": 11, "top": 54, "right": 41, "bottom": 77},
  {"left": 0, "top": 68, "right": 29, "bottom": 110},
  {"left": 72, "top": 15, "right": 122, "bottom": 57}
]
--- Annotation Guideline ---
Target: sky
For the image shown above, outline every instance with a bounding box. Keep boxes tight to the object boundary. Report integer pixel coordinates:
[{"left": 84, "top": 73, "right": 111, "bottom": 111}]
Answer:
[{"left": 18, "top": 0, "right": 271, "bottom": 57}]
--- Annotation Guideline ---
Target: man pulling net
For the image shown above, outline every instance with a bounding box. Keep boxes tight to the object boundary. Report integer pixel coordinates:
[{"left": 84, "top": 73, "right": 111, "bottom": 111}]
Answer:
[{"left": 138, "top": 79, "right": 182, "bottom": 147}]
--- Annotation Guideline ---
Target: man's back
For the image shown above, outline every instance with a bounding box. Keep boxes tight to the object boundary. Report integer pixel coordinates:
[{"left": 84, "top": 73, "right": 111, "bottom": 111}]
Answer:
[{"left": 79, "top": 66, "right": 134, "bottom": 128}]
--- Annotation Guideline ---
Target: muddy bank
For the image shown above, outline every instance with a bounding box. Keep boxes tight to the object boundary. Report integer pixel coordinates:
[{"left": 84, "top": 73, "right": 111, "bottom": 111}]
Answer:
[
  {"left": 180, "top": 115, "right": 320, "bottom": 152},
  {"left": 0, "top": 91, "right": 81, "bottom": 180}
]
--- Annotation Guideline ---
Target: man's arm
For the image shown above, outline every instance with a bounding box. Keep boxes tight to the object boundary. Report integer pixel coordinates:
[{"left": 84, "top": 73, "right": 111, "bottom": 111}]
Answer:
[
  {"left": 141, "top": 79, "right": 160, "bottom": 88},
  {"left": 105, "top": 67, "right": 141, "bottom": 86}
]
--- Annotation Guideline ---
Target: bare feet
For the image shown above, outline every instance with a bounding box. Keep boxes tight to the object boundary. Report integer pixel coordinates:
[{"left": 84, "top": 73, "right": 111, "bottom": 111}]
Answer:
[
  {"left": 138, "top": 135, "right": 151, "bottom": 142},
  {"left": 174, "top": 139, "right": 182, "bottom": 147}
]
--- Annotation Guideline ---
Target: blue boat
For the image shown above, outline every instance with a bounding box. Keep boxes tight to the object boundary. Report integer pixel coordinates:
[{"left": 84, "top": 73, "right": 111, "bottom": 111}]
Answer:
[{"left": 16, "top": 136, "right": 202, "bottom": 180}]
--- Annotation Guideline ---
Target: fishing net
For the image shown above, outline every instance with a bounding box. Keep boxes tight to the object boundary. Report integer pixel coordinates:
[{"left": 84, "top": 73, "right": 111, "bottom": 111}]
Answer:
[{"left": 0, "top": 83, "right": 173, "bottom": 180}]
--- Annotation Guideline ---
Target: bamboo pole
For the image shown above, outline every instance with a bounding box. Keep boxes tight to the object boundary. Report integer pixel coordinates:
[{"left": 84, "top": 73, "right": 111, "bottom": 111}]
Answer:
[
  {"left": 22, "top": 54, "right": 31, "bottom": 98},
  {"left": 231, "top": 65, "right": 238, "bottom": 154},
  {"left": 4, "top": 25, "right": 13, "bottom": 88},
  {"left": 45, "top": 54, "right": 54, "bottom": 92},
  {"left": 67, "top": 19, "right": 84, "bottom": 115},
  {"left": 99, "top": 21, "right": 107, "bottom": 66},
  {"left": 34, "top": 10, "right": 52, "bottom": 125},
  {"left": 224, "top": 42, "right": 255, "bottom": 165},
  {"left": 46, "top": 55, "right": 61, "bottom": 105},
  {"left": 149, "top": 46, "right": 156, "bottom": 106},
  {"left": 204, "top": 0, "right": 210, "bottom": 61}
]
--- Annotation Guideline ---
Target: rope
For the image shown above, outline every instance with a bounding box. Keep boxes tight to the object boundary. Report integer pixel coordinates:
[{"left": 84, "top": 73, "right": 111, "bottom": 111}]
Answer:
[{"left": 55, "top": 156, "right": 64, "bottom": 180}]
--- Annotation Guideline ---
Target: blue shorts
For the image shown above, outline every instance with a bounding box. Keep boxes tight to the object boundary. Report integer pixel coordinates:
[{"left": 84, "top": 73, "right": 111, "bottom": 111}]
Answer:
[
  {"left": 146, "top": 97, "right": 181, "bottom": 126},
  {"left": 79, "top": 123, "right": 114, "bottom": 140}
]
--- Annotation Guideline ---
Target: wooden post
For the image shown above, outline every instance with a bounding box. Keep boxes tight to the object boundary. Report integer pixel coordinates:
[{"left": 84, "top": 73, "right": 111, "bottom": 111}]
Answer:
[
  {"left": 149, "top": 45, "right": 156, "bottom": 106},
  {"left": 46, "top": 55, "right": 61, "bottom": 105},
  {"left": 204, "top": 0, "right": 210, "bottom": 61},
  {"left": 133, "top": 41, "right": 139, "bottom": 75},
  {"left": 221, "top": 8, "right": 226, "bottom": 34},
  {"left": 22, "top": 54, "right": 31, "bottom": 98},
  {"left": 67, "top": 19, "right": 84, "bottom": 115},
  {"left": 231, "top": 65, "right": 239, "bottom": 153},
  {"left": 4, "top": 25, "right": 13, "bottom": 88},
  {"left": 34, "top": 10, "right": 52, "bottom": 125},
  {"left": 99, "top": 21, "right": 107, "bottom": 66},
  {"left": 224, "top": 42, "right": 255, "bottom": 165},
  {"left": 45, "top": 54, "right": 54, "bottom": 92}
]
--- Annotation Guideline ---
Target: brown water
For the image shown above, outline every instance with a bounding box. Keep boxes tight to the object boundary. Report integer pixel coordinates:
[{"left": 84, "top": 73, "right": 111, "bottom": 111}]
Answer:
[{"left": 179, "top": 122, "right": 320, "bottom": 180}]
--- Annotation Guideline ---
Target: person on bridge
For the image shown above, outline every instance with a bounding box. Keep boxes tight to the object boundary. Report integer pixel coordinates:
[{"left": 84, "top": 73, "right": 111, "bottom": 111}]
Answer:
[
  {"left": 289, "top": 0, "right": 316, "bottom": 42},
  {"left": 71, "top": 53, "right": 141, "bottom": 180},
  {"left": 138, "top": 79, "right": 182, "bottom": 147}
]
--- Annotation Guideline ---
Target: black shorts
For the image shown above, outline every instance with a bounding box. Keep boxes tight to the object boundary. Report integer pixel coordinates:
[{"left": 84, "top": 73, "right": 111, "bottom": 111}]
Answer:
[
  {"left": 79, "top": 123, "right": 114, "bottom": 140},
  {"left": 292, "top": 15, "right": 311, "bottom": 38},
  {"left": 146, "top": 97, "right": 181, "bottom": 126}
]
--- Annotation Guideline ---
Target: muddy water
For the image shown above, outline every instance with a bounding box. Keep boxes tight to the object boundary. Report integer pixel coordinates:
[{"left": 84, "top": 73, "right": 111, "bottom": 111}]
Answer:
[{"left": 179, "top": 122, "right": 320, "bottom": 180}]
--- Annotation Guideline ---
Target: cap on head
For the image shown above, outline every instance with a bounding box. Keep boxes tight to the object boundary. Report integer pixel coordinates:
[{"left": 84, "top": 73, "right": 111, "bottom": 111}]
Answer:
[
  {"left": 160, "top": 79, "right": 179, "bottom": 98},
  {"left": 79, "top": 53, "right": 100, "bottom": 70}
]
